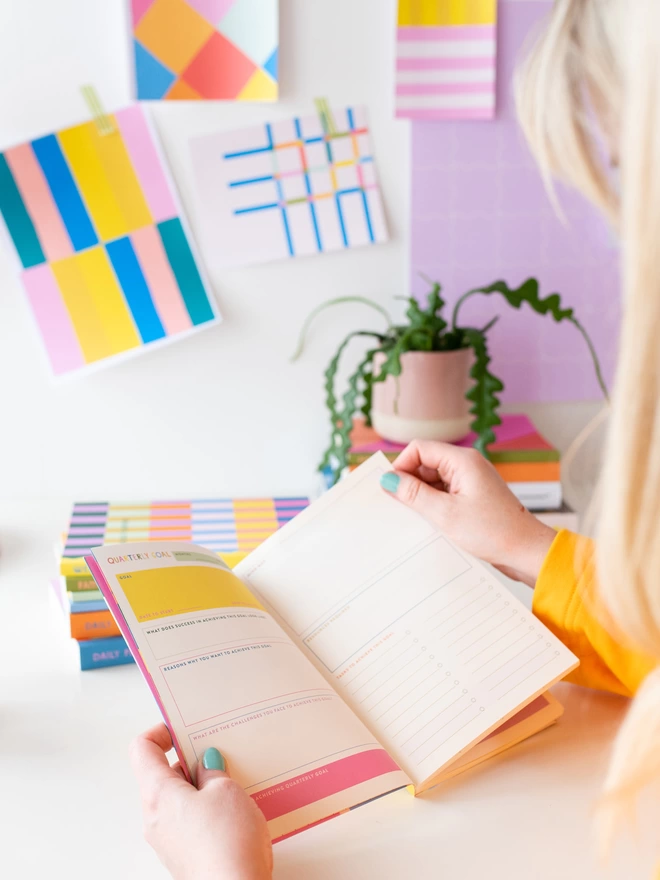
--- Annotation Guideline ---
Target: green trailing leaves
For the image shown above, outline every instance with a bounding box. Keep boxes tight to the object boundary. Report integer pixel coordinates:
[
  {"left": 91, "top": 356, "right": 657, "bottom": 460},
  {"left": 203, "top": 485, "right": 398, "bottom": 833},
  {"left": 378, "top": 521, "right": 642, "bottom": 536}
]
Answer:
[
  {"left": 323, "top": 348, "right": 380, "bottom": 485},
  {"left": 295, "top": 276, "right": 607, "bottom": 482},
  {"left": 451, "top": 277, "right": 574, "bottom": 329},
  {"left": 317, "top": 331, "right": 383, "bottom": 474},
  {"left": 461, "top": 329, "right": 504, "bottom": 456},
  {"left": 452, "top": 276, "right": 609, "bottom": 406},
  {"left": 291, "top": 296, "right": 391, "bottom": 362}
]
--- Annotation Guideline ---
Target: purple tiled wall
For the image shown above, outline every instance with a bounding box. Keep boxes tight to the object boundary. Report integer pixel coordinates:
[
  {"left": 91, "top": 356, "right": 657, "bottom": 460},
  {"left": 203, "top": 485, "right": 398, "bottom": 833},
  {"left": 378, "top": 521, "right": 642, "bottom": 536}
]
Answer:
[{"left": 409, "top": 1, "right": 619, "bottom": 401}]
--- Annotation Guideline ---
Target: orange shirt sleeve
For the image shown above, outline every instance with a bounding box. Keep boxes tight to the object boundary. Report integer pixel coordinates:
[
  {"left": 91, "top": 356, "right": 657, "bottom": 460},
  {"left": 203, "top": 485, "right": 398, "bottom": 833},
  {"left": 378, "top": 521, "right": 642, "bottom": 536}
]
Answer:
[{"left": 532, "top": 530, "right": 656, "bottom": 697}]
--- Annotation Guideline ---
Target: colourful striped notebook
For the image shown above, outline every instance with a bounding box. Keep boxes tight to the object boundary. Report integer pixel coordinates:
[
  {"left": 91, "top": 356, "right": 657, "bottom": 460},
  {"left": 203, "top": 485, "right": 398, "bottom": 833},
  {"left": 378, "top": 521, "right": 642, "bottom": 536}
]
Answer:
[
  {"left": 60, "top": 497, "right": 309, "bottom": 575},
  {"left": 395, "top": 0, "right": 497, "bottom": 120},
  {"left": 0, "top": 105, "right": 219, "bottom": 377}
]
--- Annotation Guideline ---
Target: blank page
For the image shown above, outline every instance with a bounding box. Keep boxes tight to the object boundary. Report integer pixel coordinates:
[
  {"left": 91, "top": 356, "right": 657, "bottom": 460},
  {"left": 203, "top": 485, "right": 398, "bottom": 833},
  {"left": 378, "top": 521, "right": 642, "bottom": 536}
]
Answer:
[{"left": 236, "top": 453, "right": 577, "bottom": 785}]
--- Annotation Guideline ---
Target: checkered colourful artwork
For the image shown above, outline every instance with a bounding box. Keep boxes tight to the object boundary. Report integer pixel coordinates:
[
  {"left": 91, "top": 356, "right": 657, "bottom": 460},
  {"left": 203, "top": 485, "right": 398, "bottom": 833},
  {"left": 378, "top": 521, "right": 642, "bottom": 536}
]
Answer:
[
  {"left": 189, "top": 106, "right": 388, "bottom": 268},
  {"left": 396, "top": 0, "right": 497, "bottom": 120},
  {"left": 130, "top": 0, "right": 278, "bottom": 101},
  {"left": 0, "top": 105, "right": 219, "bottom": 377}
]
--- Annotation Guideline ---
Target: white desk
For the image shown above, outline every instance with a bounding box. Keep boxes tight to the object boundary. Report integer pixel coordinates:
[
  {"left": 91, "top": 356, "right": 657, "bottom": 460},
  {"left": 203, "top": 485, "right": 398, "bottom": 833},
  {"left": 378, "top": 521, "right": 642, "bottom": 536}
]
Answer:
[{"left": 1, "top": 501, "right": 655, "bottom": 880}]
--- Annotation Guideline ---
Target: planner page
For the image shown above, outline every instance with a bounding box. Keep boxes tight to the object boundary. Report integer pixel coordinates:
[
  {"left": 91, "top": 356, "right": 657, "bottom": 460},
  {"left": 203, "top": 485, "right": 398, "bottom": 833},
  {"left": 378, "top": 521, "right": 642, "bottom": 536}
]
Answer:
[
  {"left": 236, "top": 453, "right": 578, "bottom": 787},
  {"left": 87, "top": 544, "right": 409, "bottom": 841}
]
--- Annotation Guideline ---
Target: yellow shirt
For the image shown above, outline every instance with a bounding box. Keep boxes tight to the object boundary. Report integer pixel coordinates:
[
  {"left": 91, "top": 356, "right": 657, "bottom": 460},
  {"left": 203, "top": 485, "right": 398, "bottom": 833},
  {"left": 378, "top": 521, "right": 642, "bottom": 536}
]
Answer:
[{"left": 533, "top": 530, "right": 656, "bottom": 695}]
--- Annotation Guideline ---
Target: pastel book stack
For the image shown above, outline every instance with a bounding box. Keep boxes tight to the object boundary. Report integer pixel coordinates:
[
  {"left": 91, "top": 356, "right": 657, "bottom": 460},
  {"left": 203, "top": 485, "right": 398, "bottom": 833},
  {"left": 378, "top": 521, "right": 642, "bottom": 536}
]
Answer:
[
  {"left": 52, "top": 497, "right": 309, "bottom": 670},
  {"left": 346, "top": 414, "right": 576, "bottom": 522}
]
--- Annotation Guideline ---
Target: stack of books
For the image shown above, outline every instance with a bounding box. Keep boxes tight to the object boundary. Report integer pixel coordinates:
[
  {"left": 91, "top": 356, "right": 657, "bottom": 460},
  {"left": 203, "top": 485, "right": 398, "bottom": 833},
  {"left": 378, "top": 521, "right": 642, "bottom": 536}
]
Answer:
[
  {"left": 343, "top": 414, "right": 578, "bottom": 529},
  {"left": 51, "top": 497, "right": 309, "bottom": 671}
]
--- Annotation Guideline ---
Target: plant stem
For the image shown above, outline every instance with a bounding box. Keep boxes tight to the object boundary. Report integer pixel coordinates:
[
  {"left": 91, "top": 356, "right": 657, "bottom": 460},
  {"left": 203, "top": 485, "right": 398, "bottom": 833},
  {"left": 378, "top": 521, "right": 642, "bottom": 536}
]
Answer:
[
  {"left": 569, "top": 317, "right": 609, "bottom": 400},
  {"left": 291, "top": 296, "right": 393, "bottom": 362},
  {"left": 451, "top": 288, "right": 480, "bottom": 330}
]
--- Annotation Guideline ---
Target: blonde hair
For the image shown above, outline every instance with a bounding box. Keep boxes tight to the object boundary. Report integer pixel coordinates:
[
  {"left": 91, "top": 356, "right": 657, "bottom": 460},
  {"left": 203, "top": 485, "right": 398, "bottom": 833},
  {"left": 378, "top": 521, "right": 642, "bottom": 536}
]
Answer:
[{"left": 516, "top": 0, "right": 660, "bottom": 854}]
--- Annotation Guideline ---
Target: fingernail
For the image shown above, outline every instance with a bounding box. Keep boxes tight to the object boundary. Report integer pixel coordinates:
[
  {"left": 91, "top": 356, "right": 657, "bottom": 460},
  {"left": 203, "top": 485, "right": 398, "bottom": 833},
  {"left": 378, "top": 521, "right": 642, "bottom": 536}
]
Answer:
[
  {"left": 202, "top": 747, "right": 226, "bottom": 771},
  {"left": 380, "top": 472, "right": 400, "bottom": 494}
]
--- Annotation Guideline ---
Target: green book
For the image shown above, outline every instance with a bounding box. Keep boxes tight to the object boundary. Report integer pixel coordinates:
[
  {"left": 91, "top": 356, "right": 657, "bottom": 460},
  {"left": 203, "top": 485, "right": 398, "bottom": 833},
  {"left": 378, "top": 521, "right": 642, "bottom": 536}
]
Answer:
[
  {"left": 64, "top": 575, "right": 96, "bottom": 592},
  {"left": 68, "top": 588, "right": 103, "bottom": 603}
]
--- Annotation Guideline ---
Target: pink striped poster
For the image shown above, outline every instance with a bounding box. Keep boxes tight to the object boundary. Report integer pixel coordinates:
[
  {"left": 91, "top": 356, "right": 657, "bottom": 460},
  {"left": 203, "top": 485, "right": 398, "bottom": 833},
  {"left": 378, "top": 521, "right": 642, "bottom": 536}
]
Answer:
[{"left": 396, "top": 1, "right": 498, "bottom": 120}]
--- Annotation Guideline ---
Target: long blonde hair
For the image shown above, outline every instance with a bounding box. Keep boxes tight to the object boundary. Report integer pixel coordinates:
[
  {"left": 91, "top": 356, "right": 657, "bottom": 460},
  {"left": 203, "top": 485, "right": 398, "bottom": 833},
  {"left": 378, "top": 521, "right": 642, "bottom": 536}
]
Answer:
[{"left": 516, "top": 0, "right": 660, "bottom": 852}]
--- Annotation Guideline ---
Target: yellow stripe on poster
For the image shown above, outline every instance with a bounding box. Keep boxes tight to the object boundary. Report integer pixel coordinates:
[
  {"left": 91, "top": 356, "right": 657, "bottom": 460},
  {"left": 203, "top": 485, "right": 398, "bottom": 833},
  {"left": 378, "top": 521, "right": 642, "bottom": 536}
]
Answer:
[
  {"left": 74, "top": 247, "right": 141, "bottom": 355},
  {"left": 58, "top": 121, "right": 152, "bottom": 242},
  {"left": 465, "top": 0, "right": 496, "bottom": 24},
  {"left": 51, "top": 250, "right": 114, "bottom": 363},
  {"left": 448, "top": 0, "right": 469, "bottom": 25},
  {"left": 95, "top": 117, "right": 153, "bottom": 232},
  {"left": 398, "top": 0, "right": 496, "bottom": 26}
]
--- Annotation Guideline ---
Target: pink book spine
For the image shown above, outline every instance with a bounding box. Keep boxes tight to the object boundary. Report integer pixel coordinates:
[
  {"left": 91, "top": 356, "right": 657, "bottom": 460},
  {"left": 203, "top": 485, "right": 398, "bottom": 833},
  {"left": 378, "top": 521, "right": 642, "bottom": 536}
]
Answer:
[{"left": 85, "top": 555, "right": 192, "bottom": 783}]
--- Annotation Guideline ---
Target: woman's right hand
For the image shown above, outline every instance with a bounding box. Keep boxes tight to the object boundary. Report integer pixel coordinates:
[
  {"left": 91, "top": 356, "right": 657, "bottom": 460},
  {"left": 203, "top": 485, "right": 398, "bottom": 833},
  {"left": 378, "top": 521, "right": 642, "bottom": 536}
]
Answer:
[{"left": 380, "top": 440, "right": 557, "bottom": 587}]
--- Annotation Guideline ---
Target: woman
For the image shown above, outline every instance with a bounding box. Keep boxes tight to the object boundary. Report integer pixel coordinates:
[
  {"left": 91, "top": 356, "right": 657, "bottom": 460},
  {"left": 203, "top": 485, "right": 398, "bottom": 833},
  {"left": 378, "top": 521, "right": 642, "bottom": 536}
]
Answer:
[{"left": 130, "top": 0, "right": 660, "bottom": 876}]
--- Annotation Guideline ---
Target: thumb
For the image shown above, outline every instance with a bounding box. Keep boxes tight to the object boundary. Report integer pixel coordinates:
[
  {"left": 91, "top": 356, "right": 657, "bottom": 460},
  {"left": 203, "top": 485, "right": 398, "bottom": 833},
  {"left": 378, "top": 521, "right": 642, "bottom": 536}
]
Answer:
[
  {"left": 196, "top": 747, "right": 230, "bottom": 790},
  {"left": 379, "top": 470, "right": 450, "bottom": 528}
]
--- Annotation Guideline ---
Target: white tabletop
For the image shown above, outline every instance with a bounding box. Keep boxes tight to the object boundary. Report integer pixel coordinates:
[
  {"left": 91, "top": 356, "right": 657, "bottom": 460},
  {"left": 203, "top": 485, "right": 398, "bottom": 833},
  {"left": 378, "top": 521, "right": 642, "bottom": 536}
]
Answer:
[{"left": 0, "top": 501, "right": 655, "bottom": 880}]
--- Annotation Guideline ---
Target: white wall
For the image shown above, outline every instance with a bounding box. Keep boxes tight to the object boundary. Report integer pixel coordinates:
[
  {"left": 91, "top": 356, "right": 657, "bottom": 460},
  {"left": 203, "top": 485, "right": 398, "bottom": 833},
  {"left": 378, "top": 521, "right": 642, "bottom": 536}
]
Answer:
[
  {"left": 0, "top": 0, "right": 596, "bottom": 504},
  {"left": 0, "top": 0, "right": 412, "bottom": 500}
]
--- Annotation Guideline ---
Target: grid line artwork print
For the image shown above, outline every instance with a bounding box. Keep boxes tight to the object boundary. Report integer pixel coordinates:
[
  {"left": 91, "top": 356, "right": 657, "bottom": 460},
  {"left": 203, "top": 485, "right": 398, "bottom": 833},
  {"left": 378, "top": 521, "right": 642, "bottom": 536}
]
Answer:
[
  {"left": 0, "top": 106, "right": 219, "bottom": 377},
  {"left": 189, "top": 106, "right": 388, "bottom": 268},
  {"left": 396, "top": 0, "right": 498, "bottom": 120},
  {"left": 131, "top": 0, "right": 278, "bottom": 101},
  {"left": 61, "top": 498, "right": 309, "bottom": 563}
]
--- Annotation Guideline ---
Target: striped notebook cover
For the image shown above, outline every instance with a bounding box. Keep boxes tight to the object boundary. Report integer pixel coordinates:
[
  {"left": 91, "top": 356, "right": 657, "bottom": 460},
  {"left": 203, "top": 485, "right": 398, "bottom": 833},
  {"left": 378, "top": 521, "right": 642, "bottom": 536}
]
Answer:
[
  {"left": 60, "top": 498, "right": 309, "bottom": 574},
  {"left": 395, "top": 0, "right": 497, "bottom": 121}
]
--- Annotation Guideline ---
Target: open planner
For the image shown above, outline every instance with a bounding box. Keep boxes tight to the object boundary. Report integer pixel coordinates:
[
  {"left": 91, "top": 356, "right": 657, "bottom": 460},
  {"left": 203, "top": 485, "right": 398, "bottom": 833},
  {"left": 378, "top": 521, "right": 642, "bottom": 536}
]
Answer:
[{"left": 87, "top": 453, "right": 578, "bottom": 842}]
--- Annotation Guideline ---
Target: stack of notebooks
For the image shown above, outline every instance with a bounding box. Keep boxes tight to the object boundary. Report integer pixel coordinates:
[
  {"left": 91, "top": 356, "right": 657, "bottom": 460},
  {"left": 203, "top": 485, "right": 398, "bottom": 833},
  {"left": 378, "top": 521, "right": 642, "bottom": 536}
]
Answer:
[
  {"left": 51, "top": 498, "right": 309, "bottom": 671},
  {"left": 341, "top": 414, "right": 577, "bottom": 528}
]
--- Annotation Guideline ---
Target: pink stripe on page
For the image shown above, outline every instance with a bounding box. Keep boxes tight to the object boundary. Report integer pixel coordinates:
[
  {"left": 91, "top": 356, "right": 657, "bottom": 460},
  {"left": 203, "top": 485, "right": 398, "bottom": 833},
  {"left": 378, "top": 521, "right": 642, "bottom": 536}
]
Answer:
[
  {"left": 131, "top": 226, "right": 192, "bottom": 334},
  {"left": 252, "top": 749, "right": 401, "bottom": 821},
  {"left": 86, "top": 555, "right": 193, "bottom": 785},
  {"left": 397, "top": 56, "right": 494, "bottom": 70},
  {"left": 397, "top": 82, "right": 496, "bottom": 96},
  {"left": 396, "top": 107, "right": 494, "bottom": 120},
  {"left": 22, "top": 264, "right": 85, "bottom": 375},
  {"left": 5, "top": 144, "right": 72, "bottom": 261},
  {"left": 114, "top": 106, "right": 177, "bottom": 223},
  {"left": 398, "top": 24, "right": 496, "bottom": 41}
]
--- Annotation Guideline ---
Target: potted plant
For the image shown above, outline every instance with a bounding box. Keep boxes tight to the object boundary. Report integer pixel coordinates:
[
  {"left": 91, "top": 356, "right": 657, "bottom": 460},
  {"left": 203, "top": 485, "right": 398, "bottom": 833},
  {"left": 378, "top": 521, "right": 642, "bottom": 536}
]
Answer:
[{"left": 292, "top": 278, "right": 607, "bottom": 485}]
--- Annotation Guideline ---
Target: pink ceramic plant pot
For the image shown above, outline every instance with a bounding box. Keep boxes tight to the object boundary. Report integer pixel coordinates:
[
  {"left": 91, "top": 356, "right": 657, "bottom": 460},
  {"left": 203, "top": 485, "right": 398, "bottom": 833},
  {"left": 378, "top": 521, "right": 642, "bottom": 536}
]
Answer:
[{"left": 371, "top": 349, "right": 473, "bottom": 444}]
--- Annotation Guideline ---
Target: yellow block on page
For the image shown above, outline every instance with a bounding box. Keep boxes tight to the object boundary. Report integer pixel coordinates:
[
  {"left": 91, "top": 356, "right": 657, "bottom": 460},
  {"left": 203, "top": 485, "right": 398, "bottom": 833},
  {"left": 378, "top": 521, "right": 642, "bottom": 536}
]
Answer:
[{"left": 120, "top": 564, "right": 263, "bottom": 623}]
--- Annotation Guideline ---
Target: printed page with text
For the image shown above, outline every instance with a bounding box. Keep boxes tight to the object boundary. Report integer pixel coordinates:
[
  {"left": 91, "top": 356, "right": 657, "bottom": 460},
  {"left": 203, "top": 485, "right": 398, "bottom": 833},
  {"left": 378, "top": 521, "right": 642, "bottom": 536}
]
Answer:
[
  {"left": 236, "top": 453, "right": 578, "bottom": 787},
  {"left": 88, "top": 545, "right": 410, "bottom": 841}
]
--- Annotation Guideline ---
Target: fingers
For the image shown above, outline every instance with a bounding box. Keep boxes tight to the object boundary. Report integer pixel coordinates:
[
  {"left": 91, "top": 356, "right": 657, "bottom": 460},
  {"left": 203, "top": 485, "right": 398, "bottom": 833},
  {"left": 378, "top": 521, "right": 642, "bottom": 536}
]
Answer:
[
  {"left": 380, "top": 469, "right": 451, "bottom": 528},
  {"left": 130, "top": 724, "right": 187, "bottom": 799},
  {"left": 196, "top": 747, "right": 230, "bottom": 791},
  {"left": 393, "top": 439, "right": 478, "bottom": 485}
]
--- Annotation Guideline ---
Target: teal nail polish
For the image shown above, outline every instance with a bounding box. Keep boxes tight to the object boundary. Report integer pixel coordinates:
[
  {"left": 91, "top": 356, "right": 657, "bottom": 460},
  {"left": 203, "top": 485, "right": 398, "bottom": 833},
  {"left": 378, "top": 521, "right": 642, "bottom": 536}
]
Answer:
[
  {"left": 202, "top": 747, "right": 226, "bottom": 771},
  {"left": 380, "top": 472, "right": 400, "bottom": 494}
]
